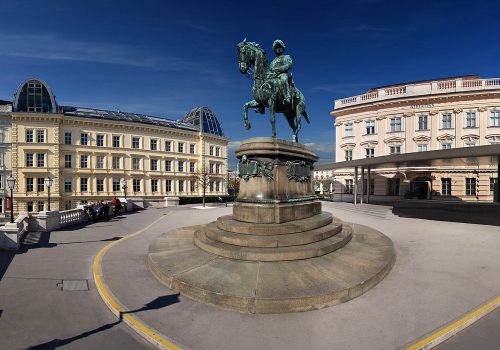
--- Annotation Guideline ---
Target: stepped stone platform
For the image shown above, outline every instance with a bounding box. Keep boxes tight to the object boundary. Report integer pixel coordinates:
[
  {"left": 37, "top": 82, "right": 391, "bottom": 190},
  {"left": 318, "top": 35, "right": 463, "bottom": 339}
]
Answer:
[{"left": 148, "top": 138, "right": 395, "bottom": 313}]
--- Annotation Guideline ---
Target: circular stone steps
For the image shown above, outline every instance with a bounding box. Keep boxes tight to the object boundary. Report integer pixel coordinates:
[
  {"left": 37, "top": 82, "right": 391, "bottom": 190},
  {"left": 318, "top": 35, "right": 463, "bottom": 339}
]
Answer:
[
  {"left": 148, "top": 221, "right": 396, "bottom": 314},
  {"left": 204, "top": 221, "right": 343, "bottom": 248},
  {"left": 194, "top": 224, "right": 351, "bottom": 261},
  {"left": 216, "top": 212, "right": 334, "bottom": 235}
]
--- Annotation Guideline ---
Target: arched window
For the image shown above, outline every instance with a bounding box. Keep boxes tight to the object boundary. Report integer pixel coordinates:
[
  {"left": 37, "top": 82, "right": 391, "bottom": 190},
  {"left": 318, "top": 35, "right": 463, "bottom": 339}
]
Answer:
[{"left": 13, "top": 78, "right": 57, "bottom": 113}]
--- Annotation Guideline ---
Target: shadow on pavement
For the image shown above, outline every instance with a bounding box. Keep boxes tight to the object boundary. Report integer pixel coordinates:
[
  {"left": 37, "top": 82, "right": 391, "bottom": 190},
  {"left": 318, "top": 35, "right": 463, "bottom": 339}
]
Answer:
[
  {"left": 27, "top": 294, "right": 180, "bottom": 349},
  {"left": 0, "top": 250, "right": 16, "bottom": 280},
  {"left": 17, "top": 231, "right": 123, "bottom": 254}
]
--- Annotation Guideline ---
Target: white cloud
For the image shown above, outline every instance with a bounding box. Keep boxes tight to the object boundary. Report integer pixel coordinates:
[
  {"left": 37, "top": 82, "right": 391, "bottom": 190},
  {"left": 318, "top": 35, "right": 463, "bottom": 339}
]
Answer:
[{"left": 0, "top": 33, "right": 200, "bottom": 71}]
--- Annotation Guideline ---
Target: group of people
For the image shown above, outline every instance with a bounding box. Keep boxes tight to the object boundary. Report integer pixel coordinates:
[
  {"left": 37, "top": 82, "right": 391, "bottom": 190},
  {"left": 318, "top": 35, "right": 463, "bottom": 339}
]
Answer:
[{"left": 86, "top": 197, "right": 123, "bottom": 223}]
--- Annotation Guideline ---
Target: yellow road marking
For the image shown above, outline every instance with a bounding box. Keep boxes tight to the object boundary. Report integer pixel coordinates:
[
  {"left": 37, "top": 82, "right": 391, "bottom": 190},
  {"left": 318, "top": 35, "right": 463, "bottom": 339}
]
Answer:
[
  {"left": 93, "top": 212, "right": 182, "bottom": 350},
  {"left": 406, "top": 296, "right": 500, "bottom": 350}
]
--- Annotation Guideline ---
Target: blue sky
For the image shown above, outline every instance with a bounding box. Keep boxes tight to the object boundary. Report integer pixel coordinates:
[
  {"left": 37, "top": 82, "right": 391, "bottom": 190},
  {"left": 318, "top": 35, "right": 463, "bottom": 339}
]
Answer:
[{"left": 1, "top": 0, "right": 500, "bottom": 167}]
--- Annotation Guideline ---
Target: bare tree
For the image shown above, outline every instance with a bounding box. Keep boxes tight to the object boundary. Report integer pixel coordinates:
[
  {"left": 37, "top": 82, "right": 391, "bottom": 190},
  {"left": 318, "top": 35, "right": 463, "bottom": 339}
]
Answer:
[{"left": 197, "top": 165, "right": 211, "bottom": 207}]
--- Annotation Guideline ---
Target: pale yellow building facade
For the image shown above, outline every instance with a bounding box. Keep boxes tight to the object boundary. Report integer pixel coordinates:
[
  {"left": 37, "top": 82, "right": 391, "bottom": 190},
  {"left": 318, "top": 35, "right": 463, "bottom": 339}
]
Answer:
[
  {"left": 325, "top": 76, "right": 500, "bottom": 201},
  {"left": 1, "top": 78, "right": 228, "bottom": 216}
]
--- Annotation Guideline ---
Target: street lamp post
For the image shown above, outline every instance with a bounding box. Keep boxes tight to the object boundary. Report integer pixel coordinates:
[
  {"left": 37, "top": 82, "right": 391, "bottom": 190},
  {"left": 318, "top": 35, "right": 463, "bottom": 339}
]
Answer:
[
  {"left": 45, "top": 176, "right": 53, "bottom": 211},
  {"left": 6, "top": 174, "right": 16, "bottom": 224},
  {"left": 121, "top": 178, "right": 127, "bottom": 200}
]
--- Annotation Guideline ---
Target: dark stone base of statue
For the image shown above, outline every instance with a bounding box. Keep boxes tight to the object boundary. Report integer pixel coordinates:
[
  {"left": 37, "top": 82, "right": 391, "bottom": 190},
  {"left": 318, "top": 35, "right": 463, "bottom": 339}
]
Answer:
[{"left": 148, "top": 138, "right": 395, "bottom": 313}]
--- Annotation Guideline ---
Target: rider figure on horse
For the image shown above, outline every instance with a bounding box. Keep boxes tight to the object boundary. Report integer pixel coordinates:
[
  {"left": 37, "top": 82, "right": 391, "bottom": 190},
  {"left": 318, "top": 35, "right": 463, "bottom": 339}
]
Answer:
[{"left": 269, "top": 40, "right": 293, "bottom": 105}]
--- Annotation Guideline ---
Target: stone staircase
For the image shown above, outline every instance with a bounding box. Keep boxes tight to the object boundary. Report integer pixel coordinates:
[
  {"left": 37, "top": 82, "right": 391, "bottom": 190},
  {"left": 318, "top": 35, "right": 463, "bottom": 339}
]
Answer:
[{"left": 323, "top": 202, "right": 395, "bottom": 219}]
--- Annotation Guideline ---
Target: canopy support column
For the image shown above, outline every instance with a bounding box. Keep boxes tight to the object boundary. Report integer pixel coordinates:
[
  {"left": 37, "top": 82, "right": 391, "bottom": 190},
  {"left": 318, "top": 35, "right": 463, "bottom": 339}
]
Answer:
[
  {"left": 360, "top": 166, "right": 365, "bottom": 204},
  {"left": 367, "top": 167, "right": 371, "bottom": 204},
  {"left": 354, "top": 166, "right": 358, "bottom": 205}
]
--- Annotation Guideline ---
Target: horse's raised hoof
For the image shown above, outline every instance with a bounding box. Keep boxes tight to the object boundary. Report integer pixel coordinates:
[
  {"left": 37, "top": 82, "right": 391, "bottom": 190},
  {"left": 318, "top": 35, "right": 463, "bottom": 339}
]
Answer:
[
  {"left": 244, "top": 122, "right": 251, "bottom": 130},
  {"left": 292, "top": 135, "right": 297, "bottom": 143}
]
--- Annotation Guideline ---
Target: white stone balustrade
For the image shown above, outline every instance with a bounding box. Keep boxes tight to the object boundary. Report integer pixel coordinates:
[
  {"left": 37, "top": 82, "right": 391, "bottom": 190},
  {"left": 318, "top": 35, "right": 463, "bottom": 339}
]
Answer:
[
  {"left": 334, "top": 77, "right": 500, "bottom": 109},
  {"left": 60, "top": 208, "right": 88, "bottom": 228}
]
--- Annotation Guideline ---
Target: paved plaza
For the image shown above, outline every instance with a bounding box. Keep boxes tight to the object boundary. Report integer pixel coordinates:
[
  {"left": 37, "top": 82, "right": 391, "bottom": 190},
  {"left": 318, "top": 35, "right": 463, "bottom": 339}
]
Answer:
[{"left": 0, "top": 204, "right": 499, "bottom": 349}]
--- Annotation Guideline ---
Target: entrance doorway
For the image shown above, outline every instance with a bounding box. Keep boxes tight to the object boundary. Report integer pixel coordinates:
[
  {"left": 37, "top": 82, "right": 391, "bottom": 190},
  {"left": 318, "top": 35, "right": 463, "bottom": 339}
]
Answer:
[{"left": 410, "top": 176, "right": 432, "bottom": 199}]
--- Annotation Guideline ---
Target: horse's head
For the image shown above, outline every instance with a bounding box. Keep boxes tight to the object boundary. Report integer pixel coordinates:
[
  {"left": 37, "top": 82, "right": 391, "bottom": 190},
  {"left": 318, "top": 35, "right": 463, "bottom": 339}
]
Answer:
[{"left": 237, "top": 39, "right": 264, "bottom": 74}]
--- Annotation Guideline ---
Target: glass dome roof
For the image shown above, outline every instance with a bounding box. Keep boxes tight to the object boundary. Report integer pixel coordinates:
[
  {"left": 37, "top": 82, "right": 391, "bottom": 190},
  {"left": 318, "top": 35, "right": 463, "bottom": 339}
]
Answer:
[{"left": 180, "top": 107, "right": 224, "bottom": 137}]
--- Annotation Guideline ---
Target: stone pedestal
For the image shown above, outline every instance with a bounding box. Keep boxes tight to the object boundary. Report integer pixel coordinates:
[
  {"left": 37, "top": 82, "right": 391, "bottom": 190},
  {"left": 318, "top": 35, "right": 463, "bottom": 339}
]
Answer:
[
  {"left": 1, "top": 222, "right": 21, "bottom": 250},
  {"left": 148, "top": 138, "right": 395, "bottom": 313},
  {"left": 36, "top": 211, "right": 61, "bottom": 232},
  {"left": 164, "top": 196, "right": 180, "bottom": 207}
]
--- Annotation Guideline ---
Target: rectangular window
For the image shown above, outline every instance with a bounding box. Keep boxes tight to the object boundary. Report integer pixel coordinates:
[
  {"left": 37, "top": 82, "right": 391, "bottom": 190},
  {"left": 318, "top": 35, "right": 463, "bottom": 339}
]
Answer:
[
  {"left": 178, "top": 161, "right": 184, "bottom": 172},
  {"left": 112, "top": 156, "right": 121, "bottom": 169},
  {"left": 345, "top": 150, "right": 352, "bottom": 161},
  {"left": 37, "top": 130, "right": 45, "bottom": 143},
  {"left": 442, "top": 113, "right": 452, "bottom": 129},
  {"left": 489, "top": 111, "right": 500, "bottom": 127},
  {"left": 209, "top": 146, "right": 214, "bottom": 156},
  {"left": 363, "top": 179, "right": 374, "bottom": 195},
  {"left": 133, "top": 179, "right": 141, "bottom": 192},
  {"left": 37, "top": 153, "right": 45, "bottom": 167},
  {"left": 388, "top": 178, "right": 400, "bottom": 196},
  {"left": 80, "top": 155, "right": 88, "bottom": 168},
  {"left": 466, "top": 112, "right": 477, "bottom": 128},
  {"left": 165, "top": 141, "right": 172, "bottom": 152},
  {"left": 389, "top": 146, "right": 401, "bottom": 155},
  {"left": 190, "top": 180, "right": 196, "bottom": 192},
  {"left": 64, "top": 154, "right": 72, "bottom": 168},
  {"left": 465, "top": 178, "right": 476, "bottom": 196},
  {"left": 37, "top": 201, "right": 45, "bottom": 212},
  {"left": 132, "top": 158, "right": 140, "bottom": 170},
  {"left": 179, "top": 180, "right": 184, "bottom": 192},
  {"left": 209, "top": 181, "right": 214, "bottom": 192},
  {"left": 80, "top": 177, "right": 88, "bottom": 192},
  {"left": 216, "top": 164, "right": 220, "bottom": 174},
  {"left": 165, "top": 160, "right": 172, "bottom": 172},
  {"left": 344, "top": 123, "right": 353, "bottom": 137},
  {"left": 465, "top": 142, "right": 477, "bottom": 147},
  {"left": 81, "top": 133, "right": 88, "bottom": 145},
  {"left": 178, "top": 143, "right": 184, "bottom": 153},
  {"left": 365, "top": 120, "right": 375, "bottom": 135},
  {"left": 190, "top": 162, "right": 195, "bottom": 173},
  {"left": 190, "top": 144, "right": 195, "bottom": 154},
  {"left": 215, "top": 147, "right": 220, "bottom": 157},
  {"left": 390, "top": 117, "right": 402, "bottom": 132},
  {"left": 441, "top": 178, "right": 452, "bottom": 196},
  {"left": 26, "top": 153, "right": 34, "bottom": 167},
  {"left": 166, "top": 179, "right": 172, "bottom": 192},
  {"left": 151, "top": 179, "right": 158, "bottom": 192},
  {"left": 113, "top": 178, "right": 120, "bottom": 192},
  {"left": 417, "top": 144, "right": 428, "bottom": 152},
  {"left": 365, "top": 148, "right": 374, "bottom": 158},
  {"left": 490, "top": 177, "right": 498, "bottom": 195},
  {"left": 215, "top": 181, "right": 220, "bottom": 192},
  {"left": 442, "top": 143, "right": 452, "bottom": 150},
  {"left": 150, "top": 159, "right": 158, "bottom": 171},
  {"left": 132, "top": 137, "right": 140, "bottom": 149},
  {"left": 345, "top": 179, "right": 353, "bottom": 194},
  {"left": 150, "top": 139, "right": 158, "bottom": 151},
  {"left": 64, "top": 201, "right": 72, "bottom": 210},
  {"left": 97, "top": 178, "right": 104, "bottom": 192},
  {"left": 64, "top": 132, "right": 72, "bottom": 145},
  {"left": 26, "top": 129, "right": 34, "bottom": 142},
  {"left": 96, "top": 134, "right": 104, "bottom": 147},
  {"left": 209, "top": 163, "right": 214, "bottom": 173},
  {"left": 37, "top": 177, "right": 44, "bottom": 192},
  {"left": 96, "top": 155, "right": 104, "bottom": 169},
  {"left": 26, "top": 178, "right": 34, "bottom": 192},
  {"left": 27, "top": 201, "right": 34, "bottom": 212},
  {"left": 112, "top": 135, "right": 120, "bottom": 148},
  {"left": 418, "top": 115, "right": 428, "bottom": 130},
  {"left": 64, "top": 179, "right": 72, "bottom": 192}
]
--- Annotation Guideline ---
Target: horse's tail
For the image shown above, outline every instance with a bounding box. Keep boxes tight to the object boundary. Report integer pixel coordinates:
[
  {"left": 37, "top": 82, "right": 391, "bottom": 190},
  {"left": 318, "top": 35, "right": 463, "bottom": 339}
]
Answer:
[{"left": 302, "top": 109, "right": 311, "bottom": 124}]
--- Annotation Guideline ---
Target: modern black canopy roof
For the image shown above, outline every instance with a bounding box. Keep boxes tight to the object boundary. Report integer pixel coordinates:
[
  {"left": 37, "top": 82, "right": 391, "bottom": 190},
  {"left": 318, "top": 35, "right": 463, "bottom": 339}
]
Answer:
[{"left": 315, "top": 144, "right": 500, "bottom": 170}]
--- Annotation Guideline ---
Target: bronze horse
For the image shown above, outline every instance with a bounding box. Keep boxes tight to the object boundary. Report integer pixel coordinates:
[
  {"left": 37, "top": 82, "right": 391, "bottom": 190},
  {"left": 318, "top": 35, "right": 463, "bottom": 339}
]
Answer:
[{"left": 237, "top": 40, "right": 310, "bottom": 142}]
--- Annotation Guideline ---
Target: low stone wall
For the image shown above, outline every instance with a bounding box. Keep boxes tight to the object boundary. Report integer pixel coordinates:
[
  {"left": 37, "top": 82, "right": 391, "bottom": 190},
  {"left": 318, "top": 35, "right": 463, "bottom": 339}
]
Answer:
[{"left": 392, "top": 200, "right": 500, "bottom": 226}]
